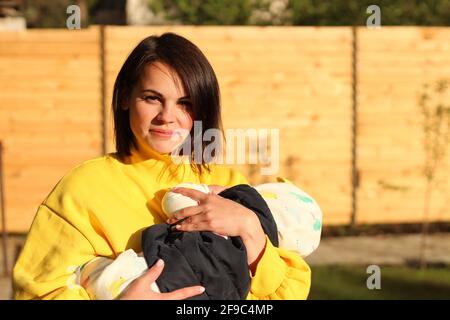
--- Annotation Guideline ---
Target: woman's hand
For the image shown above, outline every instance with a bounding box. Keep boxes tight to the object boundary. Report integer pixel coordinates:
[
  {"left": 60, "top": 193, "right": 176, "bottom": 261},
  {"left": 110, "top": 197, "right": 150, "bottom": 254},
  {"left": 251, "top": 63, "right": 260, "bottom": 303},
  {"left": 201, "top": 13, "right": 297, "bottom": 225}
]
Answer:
[
  {"left": 166, "top": 187, "right": 256, "bottom": 238},
  {"left": 117, "top": 259, "right": 205, "bottom": 300},
  {"left": 166, "top": 187, "right": 267, "bottom": 270}
]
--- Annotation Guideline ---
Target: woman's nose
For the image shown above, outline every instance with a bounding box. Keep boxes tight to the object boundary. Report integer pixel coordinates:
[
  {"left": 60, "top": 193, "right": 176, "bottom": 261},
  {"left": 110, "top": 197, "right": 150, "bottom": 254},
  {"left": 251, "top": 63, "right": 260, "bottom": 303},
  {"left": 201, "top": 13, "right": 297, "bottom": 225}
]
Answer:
[{"left": 157, "top": 103, "right": 176, "bottom": 123}]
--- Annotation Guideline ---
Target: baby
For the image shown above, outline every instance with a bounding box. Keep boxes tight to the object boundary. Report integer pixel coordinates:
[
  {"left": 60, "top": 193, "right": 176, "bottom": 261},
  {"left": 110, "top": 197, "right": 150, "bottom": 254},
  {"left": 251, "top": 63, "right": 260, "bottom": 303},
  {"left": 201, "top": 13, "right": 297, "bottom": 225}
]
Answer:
[{"left": 75, "top": 179, "right": 322, "bottom": 299}]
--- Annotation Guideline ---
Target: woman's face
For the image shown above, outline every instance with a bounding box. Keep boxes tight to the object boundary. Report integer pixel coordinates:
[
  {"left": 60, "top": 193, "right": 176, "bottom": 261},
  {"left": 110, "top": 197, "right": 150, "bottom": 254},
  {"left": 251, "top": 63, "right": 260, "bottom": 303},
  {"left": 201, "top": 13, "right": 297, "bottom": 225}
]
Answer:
[{"left": 125, "top": 61, "right": 194, "bottom": 155}]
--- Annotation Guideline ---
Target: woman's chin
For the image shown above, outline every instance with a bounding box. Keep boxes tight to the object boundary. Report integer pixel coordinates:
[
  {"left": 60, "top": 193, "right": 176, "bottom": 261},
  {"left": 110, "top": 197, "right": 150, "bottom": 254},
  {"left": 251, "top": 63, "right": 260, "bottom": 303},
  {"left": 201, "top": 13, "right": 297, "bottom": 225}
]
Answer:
[
  {"left": 148, "top": 143, "right": 177, "bottom": 155},
  {"left": 141, "top": 137, "right": 183, "bottom": 155}
]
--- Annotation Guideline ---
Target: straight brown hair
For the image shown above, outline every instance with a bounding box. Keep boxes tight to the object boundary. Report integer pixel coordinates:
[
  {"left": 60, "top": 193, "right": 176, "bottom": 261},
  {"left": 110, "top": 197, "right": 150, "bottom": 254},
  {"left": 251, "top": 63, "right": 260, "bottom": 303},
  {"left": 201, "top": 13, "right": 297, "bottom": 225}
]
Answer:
[{"left": 112, "top": 33, "right": 223, "bottom": 173}]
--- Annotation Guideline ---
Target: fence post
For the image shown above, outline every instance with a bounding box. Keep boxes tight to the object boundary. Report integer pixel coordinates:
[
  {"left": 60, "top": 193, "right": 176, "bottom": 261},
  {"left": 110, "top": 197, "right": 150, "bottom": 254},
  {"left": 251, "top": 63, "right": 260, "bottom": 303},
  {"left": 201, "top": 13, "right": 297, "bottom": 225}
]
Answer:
[
  {"left": 0, "top": 140, "right": 9, "bottom": 276},
  {"left": 350, "top": 26, "right": 359, "bottom": 227}
]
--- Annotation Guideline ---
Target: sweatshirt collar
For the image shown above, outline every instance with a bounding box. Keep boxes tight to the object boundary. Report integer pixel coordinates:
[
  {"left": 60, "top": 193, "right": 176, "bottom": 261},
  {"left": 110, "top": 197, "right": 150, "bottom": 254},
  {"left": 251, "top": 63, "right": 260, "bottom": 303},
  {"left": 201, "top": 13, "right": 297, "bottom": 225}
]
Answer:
[
  {"left": 125, "top": 145, "right": 174, "bottom": 165},
  {"left": 122, "top": 145, "right": 200, "bottom": 181}
]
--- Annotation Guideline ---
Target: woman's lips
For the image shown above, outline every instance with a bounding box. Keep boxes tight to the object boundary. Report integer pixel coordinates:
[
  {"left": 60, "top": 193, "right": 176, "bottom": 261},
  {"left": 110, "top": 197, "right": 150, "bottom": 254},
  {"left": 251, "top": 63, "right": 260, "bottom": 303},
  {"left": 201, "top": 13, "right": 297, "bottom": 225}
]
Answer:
[{"left": 149, "top": 129, "right": 174, "bottom": 138}]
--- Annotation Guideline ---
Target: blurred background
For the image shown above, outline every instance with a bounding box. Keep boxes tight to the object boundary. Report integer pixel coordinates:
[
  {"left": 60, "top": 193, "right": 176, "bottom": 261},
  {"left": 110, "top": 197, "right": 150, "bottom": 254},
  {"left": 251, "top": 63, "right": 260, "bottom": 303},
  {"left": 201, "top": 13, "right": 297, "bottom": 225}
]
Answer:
[{"left": 1, "top": 0, "right": 450, "bottom": 300}]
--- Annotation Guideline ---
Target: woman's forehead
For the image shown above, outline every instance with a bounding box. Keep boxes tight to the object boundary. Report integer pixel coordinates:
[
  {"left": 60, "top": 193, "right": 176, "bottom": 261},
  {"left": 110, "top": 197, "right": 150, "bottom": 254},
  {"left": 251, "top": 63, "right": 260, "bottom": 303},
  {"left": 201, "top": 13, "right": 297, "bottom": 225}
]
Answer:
[{"left": 138, "top": 61, "right": 187, "bottom": 98}]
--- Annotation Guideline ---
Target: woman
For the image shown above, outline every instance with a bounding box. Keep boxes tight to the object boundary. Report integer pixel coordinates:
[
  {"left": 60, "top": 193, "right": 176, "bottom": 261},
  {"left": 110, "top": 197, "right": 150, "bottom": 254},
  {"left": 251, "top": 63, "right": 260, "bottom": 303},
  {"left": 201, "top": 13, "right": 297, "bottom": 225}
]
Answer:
[{"left": 13, "top": 33, "right": 311, "bottom": 300}]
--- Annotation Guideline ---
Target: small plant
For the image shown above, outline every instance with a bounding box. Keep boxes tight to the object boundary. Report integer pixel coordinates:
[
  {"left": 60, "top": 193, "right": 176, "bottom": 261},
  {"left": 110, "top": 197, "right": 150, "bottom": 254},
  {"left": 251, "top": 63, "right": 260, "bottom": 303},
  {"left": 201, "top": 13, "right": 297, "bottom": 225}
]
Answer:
[{"left": 417, "top": 79, "right": 450, "bottom": 269}]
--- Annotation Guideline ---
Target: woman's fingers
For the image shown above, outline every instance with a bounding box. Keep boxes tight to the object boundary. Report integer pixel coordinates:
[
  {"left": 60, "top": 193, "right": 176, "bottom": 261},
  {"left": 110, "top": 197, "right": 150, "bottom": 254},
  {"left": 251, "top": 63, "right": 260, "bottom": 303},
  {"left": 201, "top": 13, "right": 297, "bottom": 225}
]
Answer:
[
  {"left": 118, "top": 258, "right": 205, "bottom": 300},
  {"left": 171, "top": 187, "right": 208, "bottom": 202},
  {"left": 173, "top": 217, "right": 209, "bottom": 232},
  {"left": 167, "top": 204, "right": 204, "bottom": 223},
  {"left": 160, "top": 285, "right": 205, "bottom": 300},
  {"left": 117, "top": 259, "right": 165, "bottom": 299},
  {"left": 145, "top": 259, "right": 205, "bottom": 300},
  {"left": 142, "top": 259, "right": 165, "bottom": 284}
]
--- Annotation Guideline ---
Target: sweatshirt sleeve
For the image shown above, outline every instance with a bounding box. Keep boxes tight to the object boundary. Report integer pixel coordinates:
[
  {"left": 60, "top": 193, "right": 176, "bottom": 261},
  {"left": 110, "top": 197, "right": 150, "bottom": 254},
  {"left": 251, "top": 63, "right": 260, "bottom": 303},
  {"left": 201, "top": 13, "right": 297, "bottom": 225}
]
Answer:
[
  {"left": 245, "top": 235, "right": 311, "bottom": 300},
  {"left": 13, "top": 203, "right": 96, "bottom": 300}
]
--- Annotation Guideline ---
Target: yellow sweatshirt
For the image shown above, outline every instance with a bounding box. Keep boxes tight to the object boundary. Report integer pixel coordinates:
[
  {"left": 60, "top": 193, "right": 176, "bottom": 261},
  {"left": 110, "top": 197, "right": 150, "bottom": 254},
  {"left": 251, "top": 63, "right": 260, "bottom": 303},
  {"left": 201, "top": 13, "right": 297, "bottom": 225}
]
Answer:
[{"left": 13, "top": 149, "right": 311, "bottom": 300}]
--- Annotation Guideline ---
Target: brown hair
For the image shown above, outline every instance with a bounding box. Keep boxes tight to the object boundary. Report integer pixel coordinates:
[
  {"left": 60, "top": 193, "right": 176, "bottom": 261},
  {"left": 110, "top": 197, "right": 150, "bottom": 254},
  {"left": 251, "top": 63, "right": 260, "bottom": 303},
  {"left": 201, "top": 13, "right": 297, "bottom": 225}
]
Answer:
[{"left": 112, "top": 33, "right": 223, "bottom": 173}]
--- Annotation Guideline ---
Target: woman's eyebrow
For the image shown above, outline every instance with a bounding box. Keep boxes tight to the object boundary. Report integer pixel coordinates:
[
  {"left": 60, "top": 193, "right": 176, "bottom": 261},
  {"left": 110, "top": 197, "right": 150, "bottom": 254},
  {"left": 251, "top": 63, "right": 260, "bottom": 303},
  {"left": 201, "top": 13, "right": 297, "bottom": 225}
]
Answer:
[
  {"left": 141, "top": 89, "right": 163, "bottom": 97},
  {"left": 141, "top": 88, "right": 190, "bottom": 100}
]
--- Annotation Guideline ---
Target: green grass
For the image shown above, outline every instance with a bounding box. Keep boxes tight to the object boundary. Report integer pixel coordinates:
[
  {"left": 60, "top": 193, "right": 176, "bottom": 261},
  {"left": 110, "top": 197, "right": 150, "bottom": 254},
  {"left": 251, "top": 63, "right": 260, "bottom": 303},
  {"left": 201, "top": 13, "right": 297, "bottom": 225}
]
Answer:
[{"left": 309, "top": 265, "right": 450, "bottom": 300}]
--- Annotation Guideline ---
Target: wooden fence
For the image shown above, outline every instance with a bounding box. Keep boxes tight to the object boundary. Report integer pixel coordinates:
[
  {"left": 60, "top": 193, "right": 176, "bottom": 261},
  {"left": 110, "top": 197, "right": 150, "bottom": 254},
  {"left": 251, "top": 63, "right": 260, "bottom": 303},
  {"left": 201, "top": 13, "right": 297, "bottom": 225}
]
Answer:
[{"left": 1, "top": 26, "right": 449, "bottom": 232}]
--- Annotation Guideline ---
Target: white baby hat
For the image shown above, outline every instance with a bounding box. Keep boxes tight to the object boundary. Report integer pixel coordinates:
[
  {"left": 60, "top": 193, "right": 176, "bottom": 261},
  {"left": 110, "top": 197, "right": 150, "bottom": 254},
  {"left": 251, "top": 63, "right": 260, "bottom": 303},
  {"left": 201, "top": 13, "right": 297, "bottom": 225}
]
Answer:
[{"left": 162, "top": 182, "right": 210, "bottom": 217}]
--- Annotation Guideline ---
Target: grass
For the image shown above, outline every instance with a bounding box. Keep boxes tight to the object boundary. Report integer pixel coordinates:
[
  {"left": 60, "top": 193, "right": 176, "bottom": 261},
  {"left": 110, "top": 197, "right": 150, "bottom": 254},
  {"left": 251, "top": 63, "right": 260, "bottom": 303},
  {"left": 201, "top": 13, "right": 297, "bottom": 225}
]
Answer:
[{"left": 309, "top": 265, "right": 450, "bottom": 300}]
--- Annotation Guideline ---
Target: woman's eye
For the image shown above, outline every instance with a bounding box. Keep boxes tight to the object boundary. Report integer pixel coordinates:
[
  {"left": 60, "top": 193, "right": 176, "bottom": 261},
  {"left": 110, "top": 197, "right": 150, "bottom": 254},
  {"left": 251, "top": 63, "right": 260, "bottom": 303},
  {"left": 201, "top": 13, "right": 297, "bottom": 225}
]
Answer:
[
  {"left": 143, "top": 96, "right": 160, "bottom": 103},
  {"left": 179, "top": 101, "right": 192, "bottom": 109}
]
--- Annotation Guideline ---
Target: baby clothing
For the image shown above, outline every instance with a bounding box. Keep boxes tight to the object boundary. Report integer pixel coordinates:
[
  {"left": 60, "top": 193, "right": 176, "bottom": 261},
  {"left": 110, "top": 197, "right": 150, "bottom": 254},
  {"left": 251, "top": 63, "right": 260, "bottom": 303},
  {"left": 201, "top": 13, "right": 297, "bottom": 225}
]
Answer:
[
  {"left": 76, "top": 181, "right": 322, "bottom": 299},
  {"left": 255, "top": 180, "right": 322, "bottom": 256},
  {"left": 76, "top": 184, "right": 278, "bottom": 299},
  {"left": 161, "top": 181, "right": 323, "bottom": 252},
  {"left": 141, "top": 183, "right": 279, "bottom": 299},
  {"left": 77, "top": 249, "right": 159, "bottom": 300}
]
